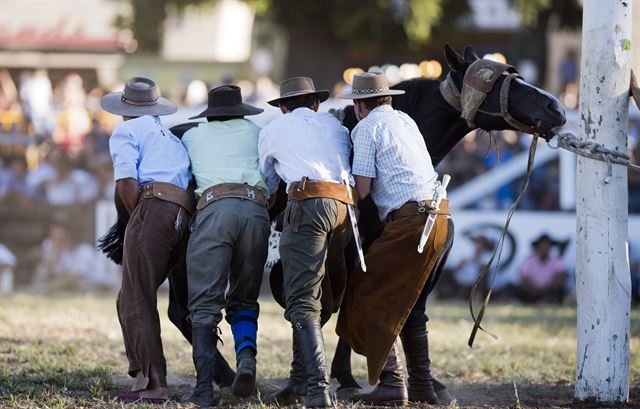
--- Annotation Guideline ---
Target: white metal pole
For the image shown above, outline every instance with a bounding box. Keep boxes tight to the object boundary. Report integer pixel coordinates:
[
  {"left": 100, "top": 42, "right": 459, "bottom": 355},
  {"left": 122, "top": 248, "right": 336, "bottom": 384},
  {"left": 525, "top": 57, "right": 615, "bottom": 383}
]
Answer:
[{"left": 575, "top": 0, "right": 632, "bottom": 402}]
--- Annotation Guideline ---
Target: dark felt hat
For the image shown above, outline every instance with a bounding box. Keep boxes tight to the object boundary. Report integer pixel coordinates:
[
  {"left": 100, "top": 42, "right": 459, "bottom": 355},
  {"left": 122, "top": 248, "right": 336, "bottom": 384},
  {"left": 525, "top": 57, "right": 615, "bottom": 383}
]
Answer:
[
  {"left": 100, "top": 77, "right": 177, "bottom": 116},
  {"left": 268, "top": 76, "right": 330, "bottom": 107},
  {"left": 531, "top": 233, "right": 560, "bottom": 247},
  {"left": 188, "top": 85, "right": 263, "bottom": 120}
]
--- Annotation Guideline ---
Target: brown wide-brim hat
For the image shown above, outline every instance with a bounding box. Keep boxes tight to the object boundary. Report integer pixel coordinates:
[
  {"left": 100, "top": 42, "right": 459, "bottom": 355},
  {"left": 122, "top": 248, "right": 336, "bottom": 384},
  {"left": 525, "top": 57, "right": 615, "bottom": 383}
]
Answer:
[
  {"left": 267, "top": 76, "right": 330, "bottom": 107},
  {"left": 101, "top": 77, "right": 177, "bottom": 116},
  {"left": 188, "top": 85, "right": 263, "bottom": 120},
  {"left": 337, "top": 72, "right": 405, "bottom": 99}
]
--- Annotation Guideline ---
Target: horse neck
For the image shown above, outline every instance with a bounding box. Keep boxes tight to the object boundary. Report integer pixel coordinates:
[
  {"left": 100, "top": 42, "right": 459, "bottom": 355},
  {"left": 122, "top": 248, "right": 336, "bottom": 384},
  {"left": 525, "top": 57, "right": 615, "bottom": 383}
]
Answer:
[{"left": 392, "top": 78, "right": 472, "bottom": 166}]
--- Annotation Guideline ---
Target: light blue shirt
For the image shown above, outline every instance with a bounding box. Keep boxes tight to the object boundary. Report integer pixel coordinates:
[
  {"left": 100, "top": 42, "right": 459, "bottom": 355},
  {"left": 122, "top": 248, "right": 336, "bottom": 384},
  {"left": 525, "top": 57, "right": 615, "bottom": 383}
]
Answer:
[
  {"left": 181, "top": 119, "right": 269, "bottom": 198},
  {"left": 108, "top": 115, "right": 191, "bottom": 190},
  {"left": 352, "top": 105, "right": 437, "bottom": 221}
]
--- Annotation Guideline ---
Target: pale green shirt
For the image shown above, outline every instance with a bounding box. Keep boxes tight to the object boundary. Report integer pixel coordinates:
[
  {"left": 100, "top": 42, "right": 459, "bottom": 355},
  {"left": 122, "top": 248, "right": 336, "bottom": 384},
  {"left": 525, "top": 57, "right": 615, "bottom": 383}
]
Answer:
[{"left": 181, "top": 119, "right": 270, "bottom": 198}]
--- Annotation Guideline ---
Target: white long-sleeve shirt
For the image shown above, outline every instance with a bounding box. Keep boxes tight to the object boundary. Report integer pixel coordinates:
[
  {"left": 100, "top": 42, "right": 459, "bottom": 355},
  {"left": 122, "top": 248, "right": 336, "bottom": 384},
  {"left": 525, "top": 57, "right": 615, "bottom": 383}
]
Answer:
[{"left": 258, "top": 107, "right": 354, "bottom": 192}]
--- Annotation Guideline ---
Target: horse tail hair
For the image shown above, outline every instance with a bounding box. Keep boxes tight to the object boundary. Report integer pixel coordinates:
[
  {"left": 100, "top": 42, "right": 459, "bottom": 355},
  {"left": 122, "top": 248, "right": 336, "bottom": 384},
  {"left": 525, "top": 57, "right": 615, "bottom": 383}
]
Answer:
[{"left": 97, "top": 218, "right": 127, "bottom": 265}]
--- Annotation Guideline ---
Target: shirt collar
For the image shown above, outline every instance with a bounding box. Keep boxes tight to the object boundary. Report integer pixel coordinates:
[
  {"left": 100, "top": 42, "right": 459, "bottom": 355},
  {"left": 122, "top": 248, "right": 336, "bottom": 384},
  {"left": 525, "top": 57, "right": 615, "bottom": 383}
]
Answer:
[
  {"left": 289, "top": 107, "right": 314, "bottom": 116},
  {"left": 371, "top": 104, "right": 393, "bottom": 114}
]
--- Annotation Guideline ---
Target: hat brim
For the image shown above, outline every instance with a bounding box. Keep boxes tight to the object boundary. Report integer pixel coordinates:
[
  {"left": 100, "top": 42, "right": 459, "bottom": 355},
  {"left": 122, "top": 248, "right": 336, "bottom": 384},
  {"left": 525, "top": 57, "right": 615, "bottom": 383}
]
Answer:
[
  {"left": 188, "top": 103, "right": 264, "bottom": 120},
  {"left": 267, "top": 90, "right": 330, "bottom": 107},
  {"left": 101, "top": 92, "right": 178, "bottom": 116},
  {"left": 336, "top": 89, "right": 405, "bottom": 100}
]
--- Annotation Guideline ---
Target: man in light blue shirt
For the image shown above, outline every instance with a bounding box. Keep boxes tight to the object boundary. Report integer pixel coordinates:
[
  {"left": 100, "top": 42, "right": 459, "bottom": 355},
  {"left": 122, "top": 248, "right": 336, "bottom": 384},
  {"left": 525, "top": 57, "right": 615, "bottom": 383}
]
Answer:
[
  {"left": 101, "top": 77, "right": 193, "bottom": 404},
  {"left": 181, "top": 85, "right": 270, "bottom": 404}
]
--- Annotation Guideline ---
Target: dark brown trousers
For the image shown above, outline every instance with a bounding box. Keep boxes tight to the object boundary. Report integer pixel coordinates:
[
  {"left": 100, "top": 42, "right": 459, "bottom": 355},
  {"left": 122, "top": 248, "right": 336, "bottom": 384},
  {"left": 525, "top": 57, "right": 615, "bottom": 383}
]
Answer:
[{"left": 116, "top": 198, "right": 189, "bottom": 386}]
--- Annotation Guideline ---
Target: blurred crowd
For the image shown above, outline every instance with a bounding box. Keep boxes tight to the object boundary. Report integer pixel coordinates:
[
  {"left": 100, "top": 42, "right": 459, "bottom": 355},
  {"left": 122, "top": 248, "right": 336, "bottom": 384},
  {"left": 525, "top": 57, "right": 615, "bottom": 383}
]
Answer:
[{"left": 1, "top": 67, "right": 639, "bottom": 299}]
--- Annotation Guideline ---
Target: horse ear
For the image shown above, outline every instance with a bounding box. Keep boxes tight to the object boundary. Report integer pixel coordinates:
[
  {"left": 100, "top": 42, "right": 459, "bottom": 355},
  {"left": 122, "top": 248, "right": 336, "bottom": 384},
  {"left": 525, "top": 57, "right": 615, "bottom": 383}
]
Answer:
[
  {"left": 444, "top": 43, "right": 468, "bottom": 73},
  {"left": 463, "top": 45, "right": 480, "bottom": 62}
]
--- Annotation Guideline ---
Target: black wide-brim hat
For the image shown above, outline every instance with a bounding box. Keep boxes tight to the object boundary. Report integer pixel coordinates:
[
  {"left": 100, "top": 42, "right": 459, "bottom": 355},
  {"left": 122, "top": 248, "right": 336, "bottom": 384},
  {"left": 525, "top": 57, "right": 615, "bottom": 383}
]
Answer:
[
  {"left": 101, "top": 77, "right": 177, "bottom": 116},
  {"left": 188, "top": 85, "right": 263, "bottom": 120},
  {"left": 531, "top": 233, "right": 560, "bottom": 247},
  {"left": 268, "top": 76, "right": 330, "bottom": 107}
]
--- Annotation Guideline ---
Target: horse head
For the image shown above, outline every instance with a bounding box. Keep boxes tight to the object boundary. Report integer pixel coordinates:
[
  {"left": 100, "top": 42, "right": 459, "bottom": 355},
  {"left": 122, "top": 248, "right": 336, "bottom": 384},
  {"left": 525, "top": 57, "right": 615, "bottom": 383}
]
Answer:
[{"left": 442, "top": 44, "right": 566, "bottom": 140}]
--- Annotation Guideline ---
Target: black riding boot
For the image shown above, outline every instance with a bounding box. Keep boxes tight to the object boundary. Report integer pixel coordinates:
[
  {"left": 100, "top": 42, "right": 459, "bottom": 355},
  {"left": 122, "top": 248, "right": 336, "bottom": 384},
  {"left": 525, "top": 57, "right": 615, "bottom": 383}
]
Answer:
[
  {"left": 190, "top": 326, "right": 217, "bottom": 407},
  {"left": 295, "top": 319, "right": 331, "bottom": 408},
  {"left": 265, "top": 332, "right": 307, "bottom": 405},
  {"left": 400, "top": 325, "right": 438, "bottom": 404},
  {"left": 352, "top": 341, "right": 408, "bottom": 406},
  {"left": 232, "top": 348, "right": 256, "bottom": 398},
  {"left": 330, "top": 337, "right": 361, "bottom": 390}
]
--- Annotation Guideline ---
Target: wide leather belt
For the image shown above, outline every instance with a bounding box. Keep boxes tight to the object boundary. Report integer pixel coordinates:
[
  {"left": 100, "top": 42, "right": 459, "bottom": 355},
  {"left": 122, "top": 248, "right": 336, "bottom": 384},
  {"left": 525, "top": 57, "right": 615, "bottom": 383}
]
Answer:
[
  {"left": 387, "top": 199, "right": 451, "bottom": 222},
  {"left": 197, "top": 183, "right": 267, "bottom": 210},
  {"left": 138, "top": 182, "right": 195, "bottom": 214},
  {"left": 288, "top": 177, "right": 356, "bottom": 206}
]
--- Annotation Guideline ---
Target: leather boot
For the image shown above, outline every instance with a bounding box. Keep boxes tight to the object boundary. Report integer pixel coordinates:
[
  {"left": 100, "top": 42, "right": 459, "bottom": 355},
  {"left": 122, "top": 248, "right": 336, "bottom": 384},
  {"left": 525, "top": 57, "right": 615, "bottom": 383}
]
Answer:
[
  {"left": 352, "top": 342, "right": 408, "bottom": 406},
  {"left": 190, "top": 326, "right": 217, "bottom": 407},
  {"left": 400, "top": 325, "right": 438, "bottom": 404},
  {"left": 265, "top": 333, "right": 307, "bottom": 405},
  {"left": 330, "top": 337, "right": 361, "bottom": 391},
  {"left": 232, "top": 348, "right": 256, "bottom": 398},
  {"left": 295, "top": 319, "right": 331, "bottom": 408}
]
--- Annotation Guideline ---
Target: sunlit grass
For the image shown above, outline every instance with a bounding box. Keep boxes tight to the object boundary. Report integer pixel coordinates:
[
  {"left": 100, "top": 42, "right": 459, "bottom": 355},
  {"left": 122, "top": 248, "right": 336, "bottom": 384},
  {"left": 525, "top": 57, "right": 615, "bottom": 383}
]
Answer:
[{"left": 0, "top": 293, "right": 638, "bottom": 408}]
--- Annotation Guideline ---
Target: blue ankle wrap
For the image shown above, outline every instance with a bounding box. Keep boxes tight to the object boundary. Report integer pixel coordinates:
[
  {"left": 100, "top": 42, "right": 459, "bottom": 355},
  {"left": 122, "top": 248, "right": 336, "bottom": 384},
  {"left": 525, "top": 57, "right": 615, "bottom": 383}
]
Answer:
[{"left": 228, "top": 309, "right": 258, "bottom": 354}]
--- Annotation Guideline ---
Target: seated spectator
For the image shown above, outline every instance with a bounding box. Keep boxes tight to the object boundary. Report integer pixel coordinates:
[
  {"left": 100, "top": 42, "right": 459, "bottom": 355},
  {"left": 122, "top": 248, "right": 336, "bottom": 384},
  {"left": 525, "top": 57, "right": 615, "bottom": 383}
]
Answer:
[
  {"left": 0, "top": 157, "right": 34, "bottom": 204},
  {"left": 439, "top": 234, "right": 493, "bottom": 299},
  {"left": 31, "top": 223, "right": 104, "bottom": 292},
  {"left": 0, "top": 243, "right": 16, "bottom": 294},
  {"left": 28, "top": 147, "right": 98, "bottom": 205},
  {"left": 511, "top": 233, "right": 569, "bottom": 304}
]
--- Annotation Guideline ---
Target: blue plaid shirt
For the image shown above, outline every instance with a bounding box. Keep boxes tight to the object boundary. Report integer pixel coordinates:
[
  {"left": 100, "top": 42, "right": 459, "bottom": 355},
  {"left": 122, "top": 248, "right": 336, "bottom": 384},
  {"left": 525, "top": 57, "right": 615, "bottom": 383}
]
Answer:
[{"left": 351, "top": 105, "right": 437, "bottom": 221}]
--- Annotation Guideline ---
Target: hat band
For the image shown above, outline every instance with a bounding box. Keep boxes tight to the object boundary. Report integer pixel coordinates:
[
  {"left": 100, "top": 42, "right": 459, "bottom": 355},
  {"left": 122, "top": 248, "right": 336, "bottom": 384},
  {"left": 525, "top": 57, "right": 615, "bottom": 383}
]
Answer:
[
  {"left": 352, "top": 86, "right": 389, "bottom": 94},
  {"left": 121, "top": 95, "right": 159, "bottom": 106}
]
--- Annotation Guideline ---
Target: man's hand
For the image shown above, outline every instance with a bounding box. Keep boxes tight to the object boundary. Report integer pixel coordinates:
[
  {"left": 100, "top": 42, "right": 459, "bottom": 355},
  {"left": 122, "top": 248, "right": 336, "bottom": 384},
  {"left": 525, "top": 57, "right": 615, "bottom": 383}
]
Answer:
[
  {"left": 116, "top": 178, "right": 139, "bottom": 216},
  {"left": 354, "top": 175, "right": 372, "bottom": 200},
  {"left": 268, "top": 192, "right": 277, "bottom": 209}
]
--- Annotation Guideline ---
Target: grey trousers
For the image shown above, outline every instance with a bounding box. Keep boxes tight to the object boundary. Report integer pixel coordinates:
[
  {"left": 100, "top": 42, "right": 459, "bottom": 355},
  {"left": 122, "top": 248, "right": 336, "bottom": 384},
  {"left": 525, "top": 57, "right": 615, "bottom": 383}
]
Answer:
[
  {"left": 186, "top": 197, "right": 270, "bottom": 328},
  {"left": 279, "top": 197, "right": 349, "bottom": 323}
]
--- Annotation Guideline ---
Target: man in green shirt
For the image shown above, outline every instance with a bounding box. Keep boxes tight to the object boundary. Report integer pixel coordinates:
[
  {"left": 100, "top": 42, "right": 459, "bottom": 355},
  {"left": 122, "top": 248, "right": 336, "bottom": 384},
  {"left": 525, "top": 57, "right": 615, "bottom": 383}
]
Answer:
[{"left": 181, "top": 85, "right": 271, "bottom": 406}]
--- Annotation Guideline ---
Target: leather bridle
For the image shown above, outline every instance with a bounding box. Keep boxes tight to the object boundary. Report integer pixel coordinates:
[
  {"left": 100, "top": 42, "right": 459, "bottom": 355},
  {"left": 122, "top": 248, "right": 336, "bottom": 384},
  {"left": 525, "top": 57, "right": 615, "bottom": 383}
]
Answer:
[{"left": 439, "top": 59, "right": 537, "bottom": 134}]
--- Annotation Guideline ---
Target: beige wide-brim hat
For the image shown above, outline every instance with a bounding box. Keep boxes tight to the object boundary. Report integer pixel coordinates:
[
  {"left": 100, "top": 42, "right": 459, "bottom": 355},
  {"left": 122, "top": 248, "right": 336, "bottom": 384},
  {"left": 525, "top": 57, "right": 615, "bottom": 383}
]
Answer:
[
  {"left": 101, "top": 77, "right": 177, "bottom": 116},
  {"left": 268, "top": 76, "right": 330, "bottom": 107},
  {"left": 337, "top": 72, "right": 405, "bottom": 99}
]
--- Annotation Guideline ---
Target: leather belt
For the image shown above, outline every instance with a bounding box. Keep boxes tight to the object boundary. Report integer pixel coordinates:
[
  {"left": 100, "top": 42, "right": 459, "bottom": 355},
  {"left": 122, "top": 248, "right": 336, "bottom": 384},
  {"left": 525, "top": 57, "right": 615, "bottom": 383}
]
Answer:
[
  {"left": 138, "top": 182, "right": 196, "bottom": 214},
  {"left": 387, "top": 200, "right": 451, "bottom": 222},
  {"left": 288, "top": 177, "right": 356, "bottom": 206},
  {"left": 287, "top": 177, "right": 357, "bottom": 232},
  {"left": 197, "top": 183, "right": 268, "bottom": 210}
]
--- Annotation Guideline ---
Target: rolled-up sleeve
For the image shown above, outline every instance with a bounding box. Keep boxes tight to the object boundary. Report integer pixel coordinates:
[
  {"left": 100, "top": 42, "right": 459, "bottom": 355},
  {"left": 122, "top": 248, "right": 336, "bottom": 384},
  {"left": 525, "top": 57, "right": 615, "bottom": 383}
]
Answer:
[
  {"left": 109, "top": 123, "right": 140, "bottom": 182},
  {"left": 258, "top": 128, "right": 281, "bottom": 193},
  {"left": 351, "top": 125, "right": 377, "bottom": 178}
]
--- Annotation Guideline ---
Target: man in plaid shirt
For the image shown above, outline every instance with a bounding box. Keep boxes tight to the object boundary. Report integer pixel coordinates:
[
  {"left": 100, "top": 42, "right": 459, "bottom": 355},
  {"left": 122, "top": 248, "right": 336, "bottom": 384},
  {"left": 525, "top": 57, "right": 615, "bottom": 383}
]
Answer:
[{"left": 336, "top": 73, "right": 455, "bottom": 406}]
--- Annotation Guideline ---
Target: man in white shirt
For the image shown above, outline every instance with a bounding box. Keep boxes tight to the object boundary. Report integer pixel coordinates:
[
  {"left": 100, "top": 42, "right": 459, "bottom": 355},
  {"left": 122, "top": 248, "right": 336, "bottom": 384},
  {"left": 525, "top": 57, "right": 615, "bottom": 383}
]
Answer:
[
  {"left": 259, "top": 77, "right": 354, "bottom": 408},
  {"left": 336, "top": 73, "right": 455, "bottom": 406}
]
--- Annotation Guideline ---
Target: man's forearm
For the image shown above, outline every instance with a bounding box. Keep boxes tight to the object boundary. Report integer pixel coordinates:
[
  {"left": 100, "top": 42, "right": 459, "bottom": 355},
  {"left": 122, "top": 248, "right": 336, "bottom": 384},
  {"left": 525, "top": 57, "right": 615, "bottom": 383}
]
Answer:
[
  {"left": 116, "top": 178, "right": 139, "bottom": 215},
  {"left": 354, "top": 175, "right": 372, "bottom": 200}
]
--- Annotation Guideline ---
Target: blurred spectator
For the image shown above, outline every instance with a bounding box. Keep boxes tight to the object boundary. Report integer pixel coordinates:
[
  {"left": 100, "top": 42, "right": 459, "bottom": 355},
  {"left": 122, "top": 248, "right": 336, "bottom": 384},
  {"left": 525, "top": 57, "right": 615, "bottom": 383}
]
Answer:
[
  {"left": 0, "top": 156, "right": 34, "bottom": 204},
  {"left": 19, "top": 69, "right": 55, "bottom": 136},
  {"left": 505, "top": 233, "right": 569, "bottom": 304},
  {"left": 630, "top": 242, "right": 640, "bottom": 304},
  {"left": 31, "top": 223, "right": 103, "bottom": 293},
  {"left": 52, "top": 73, "right": 91, "bottom": 155},
  {"left": 439, "top": 234, "right": 493, "bottom": 299},
  {"left": 27, "top": 147, "right": 98, "bottom": 206},
  {"left": 0, "top": 243, "right": 16, "bottom": 294},
  {"left": 559, "top": 50, "right": 578, "bottom": 90}
]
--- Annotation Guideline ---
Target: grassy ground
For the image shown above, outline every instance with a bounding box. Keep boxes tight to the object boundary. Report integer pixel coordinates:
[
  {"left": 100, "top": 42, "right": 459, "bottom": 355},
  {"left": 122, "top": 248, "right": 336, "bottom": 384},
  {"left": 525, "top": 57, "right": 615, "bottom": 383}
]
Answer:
[{"left": 0, "top": 292, "right": 638, "bottom": 408}]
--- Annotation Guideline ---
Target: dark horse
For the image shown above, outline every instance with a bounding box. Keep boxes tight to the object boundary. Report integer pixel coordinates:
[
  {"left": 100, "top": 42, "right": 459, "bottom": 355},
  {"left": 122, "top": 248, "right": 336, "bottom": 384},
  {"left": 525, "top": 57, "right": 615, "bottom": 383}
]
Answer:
[{"left": 154, "top": 45, "right": 566, "bottom": 391}]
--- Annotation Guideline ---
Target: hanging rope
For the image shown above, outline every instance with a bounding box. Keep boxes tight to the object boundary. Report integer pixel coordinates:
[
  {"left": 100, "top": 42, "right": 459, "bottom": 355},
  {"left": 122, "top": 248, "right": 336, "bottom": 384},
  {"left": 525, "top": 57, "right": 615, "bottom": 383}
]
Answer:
[{"left": 467, "top": 129, "right": 639, "bottom": 348}]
